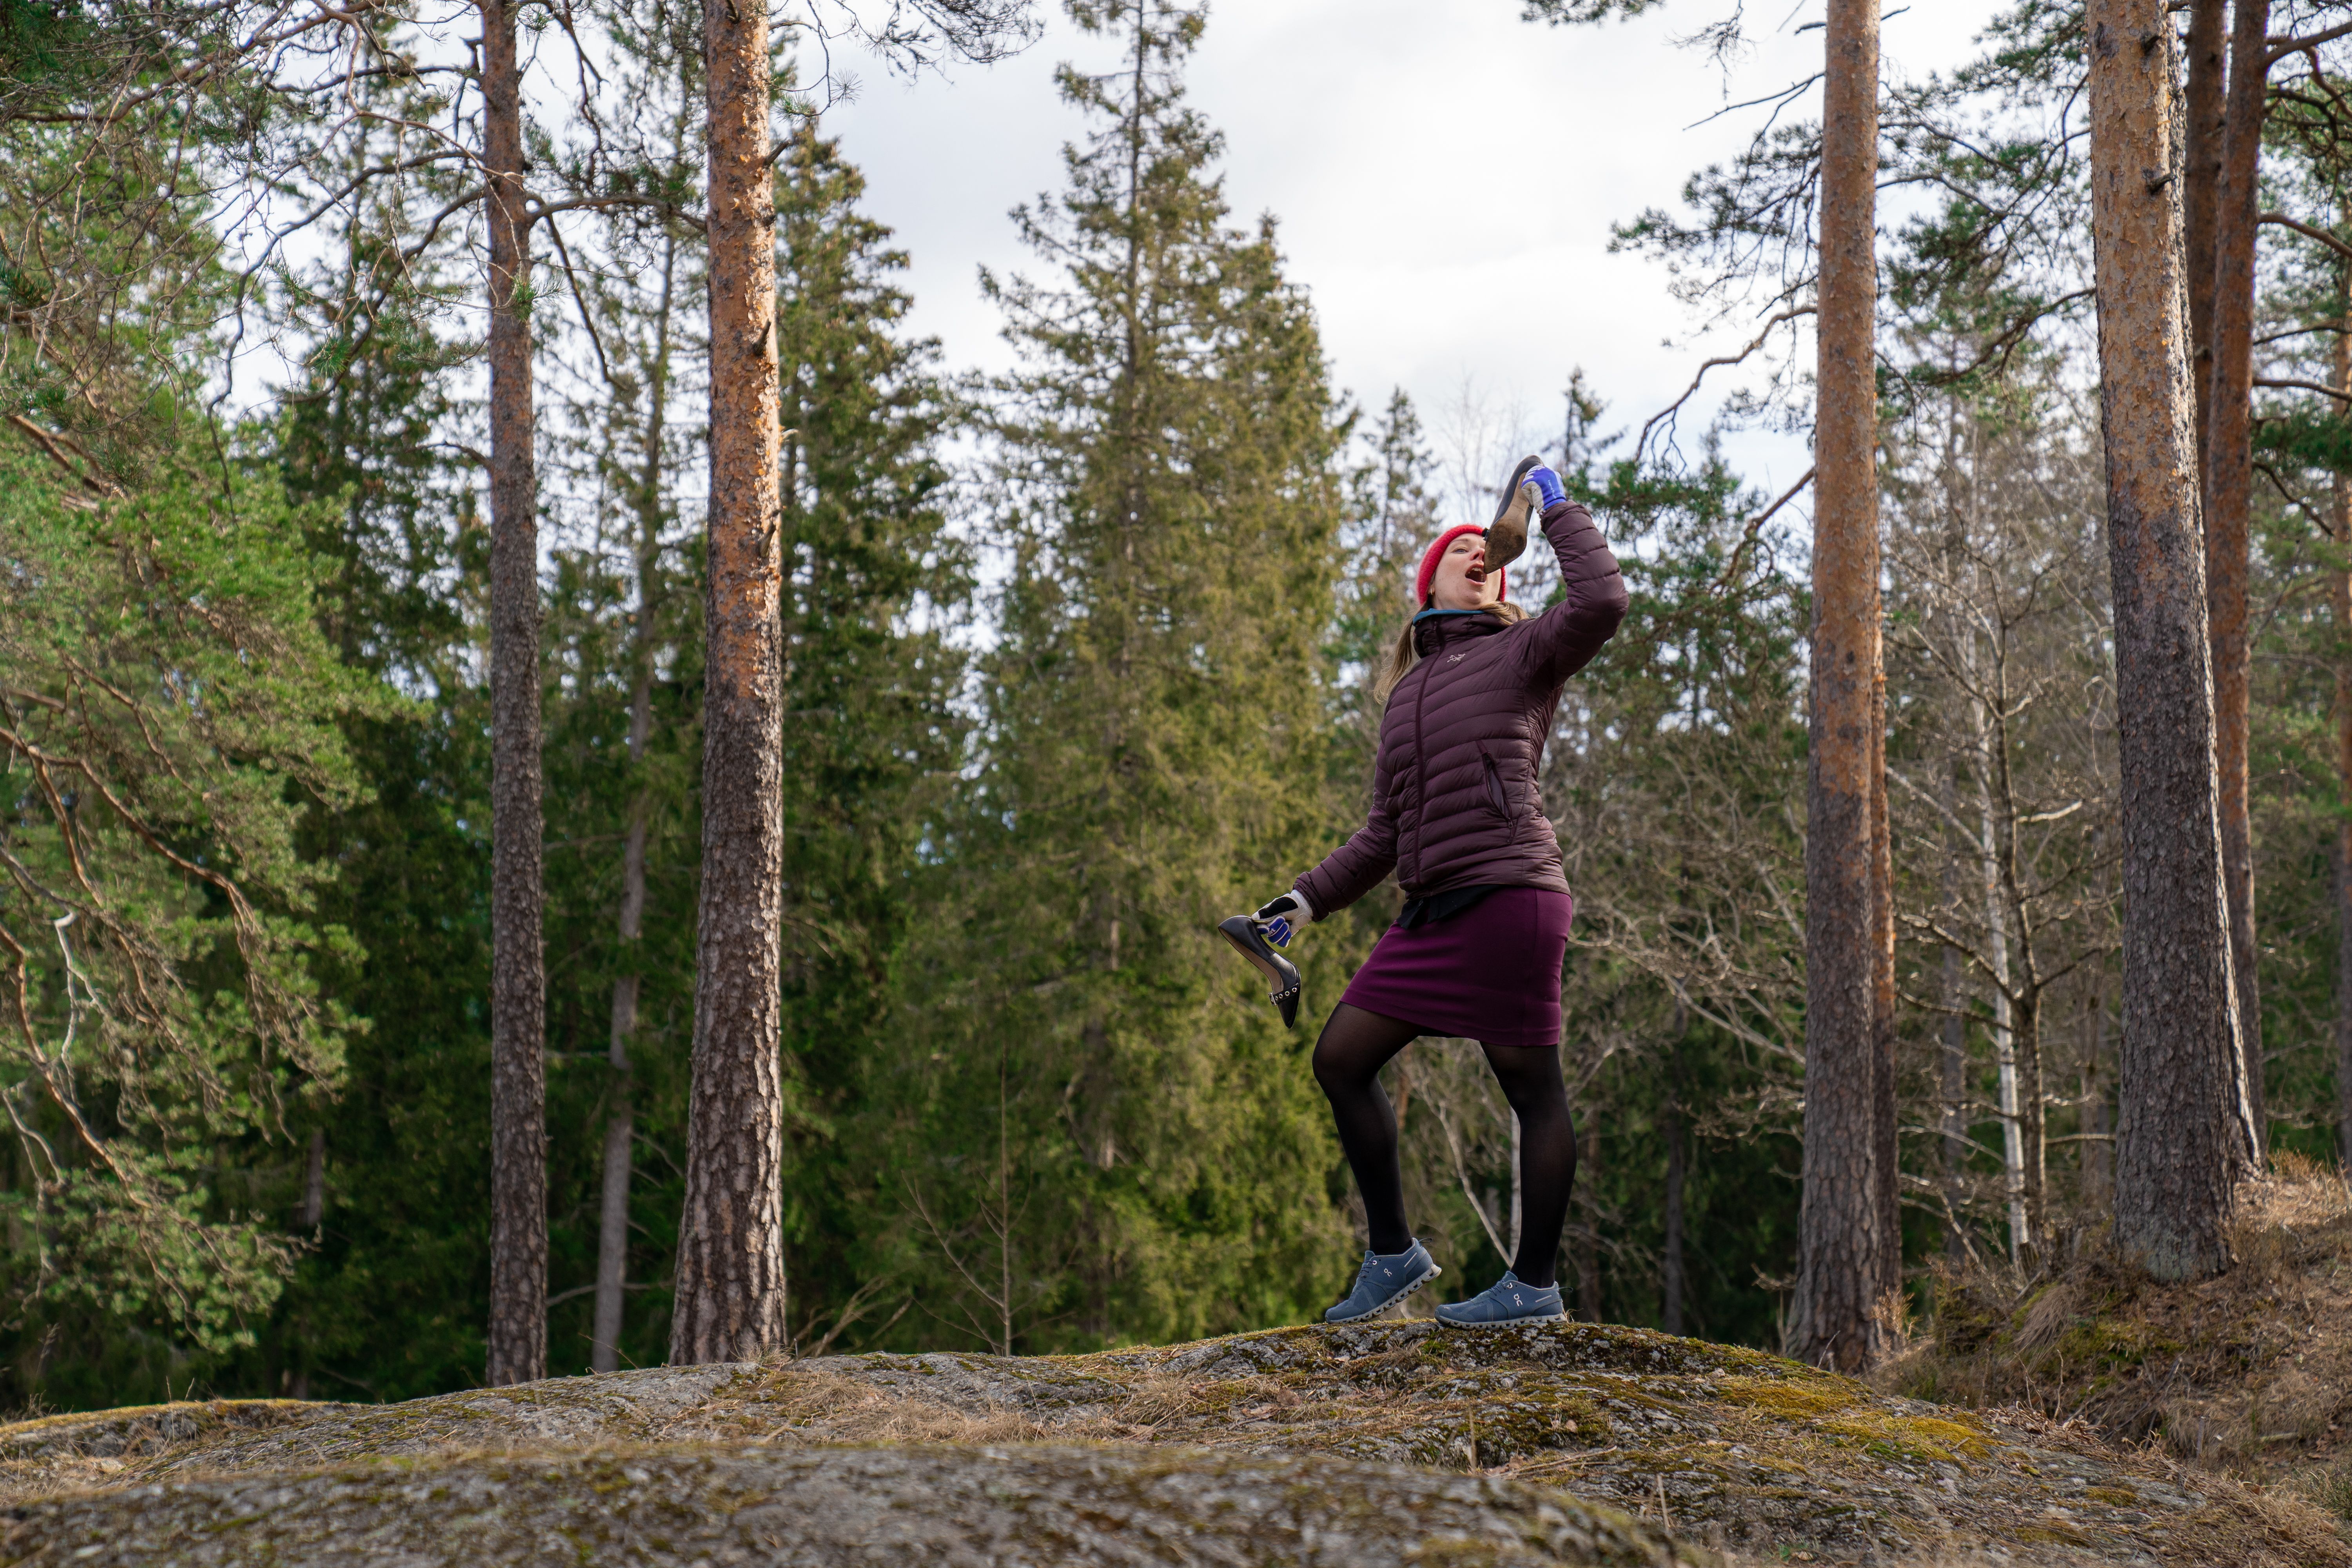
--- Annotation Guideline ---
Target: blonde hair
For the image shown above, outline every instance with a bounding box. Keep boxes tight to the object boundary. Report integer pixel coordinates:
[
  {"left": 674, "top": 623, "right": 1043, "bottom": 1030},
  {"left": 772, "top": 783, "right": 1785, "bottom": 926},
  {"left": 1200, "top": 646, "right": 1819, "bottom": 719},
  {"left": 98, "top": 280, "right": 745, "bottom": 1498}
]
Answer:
[{"left": 1372, "top": 601, "right": 1526, "bottom": 704}]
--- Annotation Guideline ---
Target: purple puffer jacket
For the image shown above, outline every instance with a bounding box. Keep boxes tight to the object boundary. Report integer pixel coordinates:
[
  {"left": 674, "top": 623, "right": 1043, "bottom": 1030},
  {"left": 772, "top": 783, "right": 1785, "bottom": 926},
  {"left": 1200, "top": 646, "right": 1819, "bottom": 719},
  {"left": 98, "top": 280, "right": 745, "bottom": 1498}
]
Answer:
[{"left": 1297, "top": 501, "right": 1628, "bottom": 918}]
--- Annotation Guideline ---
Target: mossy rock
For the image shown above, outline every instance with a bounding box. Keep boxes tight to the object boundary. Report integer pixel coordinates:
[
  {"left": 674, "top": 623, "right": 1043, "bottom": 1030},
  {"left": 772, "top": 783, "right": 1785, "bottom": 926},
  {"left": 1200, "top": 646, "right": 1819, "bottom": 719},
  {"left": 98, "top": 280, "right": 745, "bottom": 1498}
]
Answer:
[
  {"left": 0, "top": 1441, "right": 1701, "bottom": 1567},
  {"left": 0, "top": 1317, "right": 2335, "bottom": 1564}
]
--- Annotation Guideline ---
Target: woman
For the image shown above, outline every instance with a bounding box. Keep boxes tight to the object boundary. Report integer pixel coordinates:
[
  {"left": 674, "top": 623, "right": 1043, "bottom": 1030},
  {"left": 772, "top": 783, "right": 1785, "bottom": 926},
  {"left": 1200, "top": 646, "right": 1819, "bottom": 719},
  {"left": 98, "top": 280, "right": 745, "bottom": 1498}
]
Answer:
[{"left": 1252, "top": 456, "right": 1627, "bottom": 1327}]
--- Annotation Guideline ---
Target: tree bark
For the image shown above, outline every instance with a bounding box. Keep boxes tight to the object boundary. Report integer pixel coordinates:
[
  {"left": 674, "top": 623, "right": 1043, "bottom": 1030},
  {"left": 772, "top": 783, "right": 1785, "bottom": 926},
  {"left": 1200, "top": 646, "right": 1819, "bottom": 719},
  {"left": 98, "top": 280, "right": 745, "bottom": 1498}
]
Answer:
[
  {"left": 1795, "top": 0, "right": 1887, "bottom": 1374},
  {"left": 1871, "top": 653, "right": 1899, "bottom": 1298},
  {"left": 2203, "top": 0, "right": 2270, "bottom": 1161},
  {"left": 2332, "top": 260, "right": 2352, "bottom": 1175},
  {"left": 2182, "top": 0, "right": 2227, "bottom": 461},
  {"left": 483, "top": 0, "right": 547, "bottom": 1389},
  {"left": 670, "top": 0, "right": 787, "bottom": 1365},
  {"left": 2085, "top": 0, "right": 2249, "bottom": 1281}
]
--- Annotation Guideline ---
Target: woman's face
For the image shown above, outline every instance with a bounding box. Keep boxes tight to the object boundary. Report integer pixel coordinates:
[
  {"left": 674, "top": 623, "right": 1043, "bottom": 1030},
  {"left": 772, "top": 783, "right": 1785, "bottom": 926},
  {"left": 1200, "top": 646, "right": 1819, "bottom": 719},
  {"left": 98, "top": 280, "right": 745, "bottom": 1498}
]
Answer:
[{"left": 1428, "top": 532, "right": 1501, "bottom": 612}]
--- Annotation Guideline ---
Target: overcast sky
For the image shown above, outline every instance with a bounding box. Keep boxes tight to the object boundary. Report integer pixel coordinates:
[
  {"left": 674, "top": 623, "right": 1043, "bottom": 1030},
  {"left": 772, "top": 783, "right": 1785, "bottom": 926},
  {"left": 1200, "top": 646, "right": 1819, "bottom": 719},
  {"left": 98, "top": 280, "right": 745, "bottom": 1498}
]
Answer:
[{"left": 816, "top": 0, "right": 2014, "bottom": 516}]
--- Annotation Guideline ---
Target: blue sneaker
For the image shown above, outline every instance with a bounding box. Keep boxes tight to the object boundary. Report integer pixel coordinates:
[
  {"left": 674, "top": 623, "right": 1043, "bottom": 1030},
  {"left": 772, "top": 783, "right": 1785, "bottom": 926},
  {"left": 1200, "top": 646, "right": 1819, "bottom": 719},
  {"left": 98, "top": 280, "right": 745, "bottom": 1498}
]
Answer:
[
  {"left": 1325, "top": 1240, "right": 1442, "bottom": 1323},
  {"left": 1435, "top": 1270, "right": 1565, "bottom": 1328}
]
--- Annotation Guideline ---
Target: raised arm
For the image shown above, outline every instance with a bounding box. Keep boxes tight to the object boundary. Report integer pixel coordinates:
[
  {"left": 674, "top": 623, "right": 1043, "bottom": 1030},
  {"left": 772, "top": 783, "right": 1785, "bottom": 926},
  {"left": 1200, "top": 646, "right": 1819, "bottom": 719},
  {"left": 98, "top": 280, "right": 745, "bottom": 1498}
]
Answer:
[{"left": 1514, "top": 495, "right": 1629, "bottom": 690}]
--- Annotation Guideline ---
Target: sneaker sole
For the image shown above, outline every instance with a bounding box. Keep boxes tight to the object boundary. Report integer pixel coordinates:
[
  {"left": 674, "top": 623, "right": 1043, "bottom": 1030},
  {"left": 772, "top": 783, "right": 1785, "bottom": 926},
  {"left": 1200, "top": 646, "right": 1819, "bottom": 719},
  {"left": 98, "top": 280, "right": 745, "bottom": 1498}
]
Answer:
[
  {"left": 1324, "top": 1262, "right": 1442, "bottom": 1324},
  {"left": 1435, "top": 1307, "right": 1567, "bottom": 1330}
]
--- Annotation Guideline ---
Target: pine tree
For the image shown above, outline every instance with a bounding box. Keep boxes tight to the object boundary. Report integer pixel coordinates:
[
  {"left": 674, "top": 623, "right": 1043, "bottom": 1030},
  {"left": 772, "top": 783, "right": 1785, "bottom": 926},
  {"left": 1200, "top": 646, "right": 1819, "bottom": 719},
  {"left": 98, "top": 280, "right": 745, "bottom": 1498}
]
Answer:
[
  {"left": 1795, "top": 0, "right": 1893, "bottom": 1371},
  {"left": 671, "top": 0, "right": 790, "bottom": 1364},
  {"left": 766, "top": 120, "right": 971, "bottom": 1347},
  {"left": 480, "top": 0, "right": 549, "bottom": 1387},
  {"left": 891, "top": 0, "right": 1354, "bottom": 1350},
  {"left": 2085, "top": 0, "right": 2251, "bottom": 1279}
]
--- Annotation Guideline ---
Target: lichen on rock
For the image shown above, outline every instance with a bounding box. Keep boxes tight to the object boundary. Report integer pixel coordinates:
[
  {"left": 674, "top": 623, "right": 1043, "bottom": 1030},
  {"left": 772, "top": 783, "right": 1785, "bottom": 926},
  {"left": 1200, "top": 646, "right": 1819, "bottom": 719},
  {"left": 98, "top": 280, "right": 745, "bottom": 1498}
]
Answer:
[{"left": 2, "top": 1317, "right": 2341, "bottom": 1565}]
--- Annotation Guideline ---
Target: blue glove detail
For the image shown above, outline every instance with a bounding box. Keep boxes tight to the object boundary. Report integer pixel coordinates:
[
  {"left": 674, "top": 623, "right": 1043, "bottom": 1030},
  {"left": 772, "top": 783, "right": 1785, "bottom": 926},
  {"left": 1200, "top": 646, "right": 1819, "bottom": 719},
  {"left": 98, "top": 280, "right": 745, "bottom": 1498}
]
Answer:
[
  {"left": 1255, "top": 892, "right": 1311, "bottom": 949},
  {"left": 1526, "top": 463, "right": 1568, "bottom": 511}
]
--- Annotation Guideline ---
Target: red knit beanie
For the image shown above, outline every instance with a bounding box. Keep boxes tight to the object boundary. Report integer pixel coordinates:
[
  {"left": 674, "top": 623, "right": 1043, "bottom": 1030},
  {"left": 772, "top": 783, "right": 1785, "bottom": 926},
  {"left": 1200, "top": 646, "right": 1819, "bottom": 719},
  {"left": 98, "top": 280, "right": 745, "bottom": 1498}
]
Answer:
[{"left": 1415, "top": 525, "right": 1504, "bottom": 607}]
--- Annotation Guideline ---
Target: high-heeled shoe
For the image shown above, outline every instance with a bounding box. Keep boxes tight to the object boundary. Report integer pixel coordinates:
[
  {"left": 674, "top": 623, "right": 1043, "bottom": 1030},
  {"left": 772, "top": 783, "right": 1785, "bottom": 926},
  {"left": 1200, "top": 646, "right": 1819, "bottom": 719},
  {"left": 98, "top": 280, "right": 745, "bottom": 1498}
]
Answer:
[{"left": 1217, "top": 915, "right": 1301, "bottom": 1029}]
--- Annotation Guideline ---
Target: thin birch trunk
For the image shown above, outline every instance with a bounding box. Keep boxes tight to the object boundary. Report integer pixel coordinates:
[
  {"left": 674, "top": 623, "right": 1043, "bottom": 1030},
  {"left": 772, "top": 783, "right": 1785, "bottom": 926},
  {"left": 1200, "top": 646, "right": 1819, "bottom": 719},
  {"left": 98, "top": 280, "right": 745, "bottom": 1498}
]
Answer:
[
  {"left": 2203, "top": 0, "right": 2272, "bottom": 1160},
  {"left": 1795, "top": 0, "right": 1887, "bottom": 1373},
  {"left": 1977, "top": 715, "right": 2028, "bottom": 1259},
  {"left": 2086, "top": 0, "right": 2248, "bottom": 1279},
  {"left": 1939, "top": 940, "right": 1969, "bottom": 1263},
  {"left": 1981, "top": 595, "right": 2049, "bottom": 1247},
  {"left": 483, "top": 0, "right": 547, "bottom": 1388},
  {"left": 671, "top": 0, "right": 788, "bottom": 1363}
]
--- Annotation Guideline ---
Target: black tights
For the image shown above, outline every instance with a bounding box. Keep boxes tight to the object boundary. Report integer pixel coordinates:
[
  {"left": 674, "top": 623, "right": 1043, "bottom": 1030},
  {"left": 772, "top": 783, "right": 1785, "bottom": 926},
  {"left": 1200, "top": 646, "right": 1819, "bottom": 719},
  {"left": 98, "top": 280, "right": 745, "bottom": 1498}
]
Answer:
[{"left": 1310, "top": 1003, "right": 1577, "bottom": 1288}]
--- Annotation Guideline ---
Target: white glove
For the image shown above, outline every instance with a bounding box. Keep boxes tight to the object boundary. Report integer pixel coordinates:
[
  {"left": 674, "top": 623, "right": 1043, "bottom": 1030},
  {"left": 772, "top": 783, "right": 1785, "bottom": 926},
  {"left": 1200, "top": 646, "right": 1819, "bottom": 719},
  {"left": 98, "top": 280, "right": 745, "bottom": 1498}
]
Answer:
[{"left": 1253, "top": 891, "right": 1314, "bottom": 949}]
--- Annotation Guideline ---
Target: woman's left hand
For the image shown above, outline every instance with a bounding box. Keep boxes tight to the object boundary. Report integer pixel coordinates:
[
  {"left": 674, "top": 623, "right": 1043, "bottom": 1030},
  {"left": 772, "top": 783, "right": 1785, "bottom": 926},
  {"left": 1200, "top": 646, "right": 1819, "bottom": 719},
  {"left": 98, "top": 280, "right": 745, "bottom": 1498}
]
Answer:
[
  {"left": 1253, "top": 891, "right": 1313, "bottom": 948},
  {"left": 1525, "top": 462, "right": 1568, "bottom": 511}
]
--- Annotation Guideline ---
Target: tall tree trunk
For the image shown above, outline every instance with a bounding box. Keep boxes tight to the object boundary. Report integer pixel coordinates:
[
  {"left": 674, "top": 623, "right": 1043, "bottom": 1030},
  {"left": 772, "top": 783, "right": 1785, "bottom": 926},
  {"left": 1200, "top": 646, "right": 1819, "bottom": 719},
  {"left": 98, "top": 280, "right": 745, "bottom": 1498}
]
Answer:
[
  {"left": 1987, "top": 648, "right": 2049, "bottom": 1247},
  {"left": 670, "top": 0, "right": 787, "bottom": 1364},
  {"left": 1661, "top": 1091, "right": 1685, "bottom": 1337},
  {"left": 1871, "top": 658, "right": 1899, "bottom": 1298},
  {"left": 2182, "top": 0, "right": 2227, "bottom": 460},
  {"left": 592, "top": 236, "right": 681, "bottom": 1377},
  {"left": 2332, "top": 258, "right": 2352, "bottom": 1176},
  {"left": 2204, "top": 0, "right": 2271, "bottom": 1162},
  {"left": 2086, "top": 0, "right": 2249, "bottom": 1280},
  {"left": 483, "top": 0, "right": 547, "bottom": 1389},
  {"left": 1795, "top": 0, "right": 1885, "bottom": 1374},
  {"left": 1980, "top": 753, "right": 2029, "bottom": 1259}
]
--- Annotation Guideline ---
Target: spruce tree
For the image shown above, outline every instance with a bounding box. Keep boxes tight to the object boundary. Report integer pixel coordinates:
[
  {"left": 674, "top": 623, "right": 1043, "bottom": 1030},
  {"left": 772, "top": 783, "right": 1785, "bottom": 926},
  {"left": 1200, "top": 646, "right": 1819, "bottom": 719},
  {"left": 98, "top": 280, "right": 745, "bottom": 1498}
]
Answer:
[
  {"left": 766, "top": 120, "right": 971, "bottom": 1347},
  {"left": 892, "top": 0, "right": 1354, "bottom": 1350}
]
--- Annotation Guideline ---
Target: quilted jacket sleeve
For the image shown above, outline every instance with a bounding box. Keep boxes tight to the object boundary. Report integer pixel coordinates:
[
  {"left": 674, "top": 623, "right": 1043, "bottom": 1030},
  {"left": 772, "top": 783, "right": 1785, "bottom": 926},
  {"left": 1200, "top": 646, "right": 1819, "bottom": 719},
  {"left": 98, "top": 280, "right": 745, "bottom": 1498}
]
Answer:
[
  {"left": 1515, "top": 500, "right": 1629, "bottom": 689},
  {"left": 1294, "top": 748, "right": 1398, "bottom": 918}
]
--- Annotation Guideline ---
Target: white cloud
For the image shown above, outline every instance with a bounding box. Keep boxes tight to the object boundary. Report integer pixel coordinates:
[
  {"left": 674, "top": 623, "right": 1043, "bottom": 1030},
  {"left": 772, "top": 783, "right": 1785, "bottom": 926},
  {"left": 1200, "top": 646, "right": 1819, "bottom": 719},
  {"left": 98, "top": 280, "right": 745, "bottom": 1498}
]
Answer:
[{"left": 822, "top": 0, "right": 2012, "bottom": 510}]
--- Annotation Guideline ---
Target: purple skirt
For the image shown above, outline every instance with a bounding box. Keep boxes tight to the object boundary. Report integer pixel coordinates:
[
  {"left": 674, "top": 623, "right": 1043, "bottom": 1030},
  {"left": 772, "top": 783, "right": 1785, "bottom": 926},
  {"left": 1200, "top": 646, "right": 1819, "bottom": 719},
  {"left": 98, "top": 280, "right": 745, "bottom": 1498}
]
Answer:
[{"left": 1338, "top": 887, "right": 1575, "bottom": 1048}]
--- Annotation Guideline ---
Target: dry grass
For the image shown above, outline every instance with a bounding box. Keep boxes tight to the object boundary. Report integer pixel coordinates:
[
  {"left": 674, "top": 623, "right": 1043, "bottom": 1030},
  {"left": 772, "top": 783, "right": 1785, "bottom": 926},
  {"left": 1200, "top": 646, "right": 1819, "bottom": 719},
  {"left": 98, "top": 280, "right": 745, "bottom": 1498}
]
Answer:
[
  {"left": 728, "top": 1367, "right": 1062, "bottom": 1446},
  {"left": 1884, "top": 1154, "right": 2352, "bottom": 1494}
]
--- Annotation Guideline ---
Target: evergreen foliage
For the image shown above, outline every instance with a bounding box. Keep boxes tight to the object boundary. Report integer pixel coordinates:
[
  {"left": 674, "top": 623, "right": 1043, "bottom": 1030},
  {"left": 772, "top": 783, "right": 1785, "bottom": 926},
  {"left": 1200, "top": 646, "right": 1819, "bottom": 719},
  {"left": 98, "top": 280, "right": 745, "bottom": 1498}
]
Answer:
[
  {"left": 4, "top": 0, "right": 2350, "bottom": 1411},
  {"left": 875, "top": 0, "right": 1359, "bottom": 1352},
  {"left": 0, "top": 436, "right": 388, "bottom": 1385}
]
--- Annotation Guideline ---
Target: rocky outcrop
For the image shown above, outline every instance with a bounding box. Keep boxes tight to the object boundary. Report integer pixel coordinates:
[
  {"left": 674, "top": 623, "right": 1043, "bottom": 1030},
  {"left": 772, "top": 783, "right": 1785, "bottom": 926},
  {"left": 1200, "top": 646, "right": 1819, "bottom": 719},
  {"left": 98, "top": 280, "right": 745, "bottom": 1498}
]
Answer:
[{"left": 2, "top": 1318, "right": 2342, "bottom": 1565}]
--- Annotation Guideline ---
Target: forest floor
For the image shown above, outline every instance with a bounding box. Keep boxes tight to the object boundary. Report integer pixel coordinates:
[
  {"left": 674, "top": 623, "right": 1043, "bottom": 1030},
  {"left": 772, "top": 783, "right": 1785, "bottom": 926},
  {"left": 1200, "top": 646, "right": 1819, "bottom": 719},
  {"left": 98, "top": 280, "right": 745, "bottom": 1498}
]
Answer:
[{"left": 4, "top": 1259, "right": 2349, "bottom": 1568}]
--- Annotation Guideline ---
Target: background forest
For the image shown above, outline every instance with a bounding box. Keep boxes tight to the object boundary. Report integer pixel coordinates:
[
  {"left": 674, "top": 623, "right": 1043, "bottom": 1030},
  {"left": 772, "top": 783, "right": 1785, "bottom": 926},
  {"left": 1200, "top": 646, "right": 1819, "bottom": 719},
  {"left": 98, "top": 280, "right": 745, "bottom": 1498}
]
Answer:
[{"left": 0, "top": 0, "right": 2348, "bottom": 1410}]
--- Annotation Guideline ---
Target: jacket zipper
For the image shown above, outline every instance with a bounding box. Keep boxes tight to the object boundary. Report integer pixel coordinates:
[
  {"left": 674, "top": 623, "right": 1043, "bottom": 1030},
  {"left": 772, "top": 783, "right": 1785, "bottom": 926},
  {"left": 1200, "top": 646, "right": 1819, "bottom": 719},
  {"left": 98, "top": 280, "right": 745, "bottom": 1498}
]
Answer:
[
  {"left": 1409, "top": 653, "right": 1430, "bottom": 883},
  {"left": 1481, "top": 748, "right": 1511, "bottom": 820}
]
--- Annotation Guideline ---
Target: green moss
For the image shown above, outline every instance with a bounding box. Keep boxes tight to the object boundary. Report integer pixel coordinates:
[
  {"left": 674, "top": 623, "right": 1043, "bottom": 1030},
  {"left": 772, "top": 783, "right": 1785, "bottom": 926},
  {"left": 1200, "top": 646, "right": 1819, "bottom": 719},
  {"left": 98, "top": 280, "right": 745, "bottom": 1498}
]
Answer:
[{"left": 1712, "top": 1376, "right": 1859, "bottom": 1421}]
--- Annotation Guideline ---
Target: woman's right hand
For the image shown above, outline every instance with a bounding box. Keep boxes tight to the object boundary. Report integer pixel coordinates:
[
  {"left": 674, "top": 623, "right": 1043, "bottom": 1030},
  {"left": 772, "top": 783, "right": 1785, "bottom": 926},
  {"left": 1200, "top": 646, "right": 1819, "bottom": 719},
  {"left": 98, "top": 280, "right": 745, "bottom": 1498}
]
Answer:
[{"left": 1253, "top": 891, "right": 1314, "bottom": 948}]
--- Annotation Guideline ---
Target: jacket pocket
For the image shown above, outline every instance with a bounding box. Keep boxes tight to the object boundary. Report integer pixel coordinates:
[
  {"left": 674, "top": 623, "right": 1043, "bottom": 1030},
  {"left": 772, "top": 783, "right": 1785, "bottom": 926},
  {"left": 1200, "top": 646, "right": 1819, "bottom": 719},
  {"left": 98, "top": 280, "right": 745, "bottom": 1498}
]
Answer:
[{"left": 1481, "top": 748, "right": 1512, "bottom": 821}]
